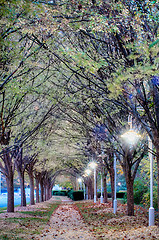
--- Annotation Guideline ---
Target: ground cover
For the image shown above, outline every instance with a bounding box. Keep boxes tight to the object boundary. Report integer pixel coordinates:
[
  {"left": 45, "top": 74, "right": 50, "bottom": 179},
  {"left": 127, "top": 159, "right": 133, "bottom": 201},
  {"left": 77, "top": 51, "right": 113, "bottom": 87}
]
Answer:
[
  {"left": 0, "top": 197, "right": 159, "bottom": 239},
  {"left": 0, "top": 199, "right": 60, "bottom": 240},
  {"left": 75, "top": 200, "right": 159, "bottom": 240}
]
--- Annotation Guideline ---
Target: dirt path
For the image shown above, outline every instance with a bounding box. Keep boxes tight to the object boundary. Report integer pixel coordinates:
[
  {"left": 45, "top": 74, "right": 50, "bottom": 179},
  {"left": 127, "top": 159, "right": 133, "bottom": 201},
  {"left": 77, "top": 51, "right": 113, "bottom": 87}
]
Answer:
[{"left": 35, "top": 197, "right": 96, "bottom": 240}]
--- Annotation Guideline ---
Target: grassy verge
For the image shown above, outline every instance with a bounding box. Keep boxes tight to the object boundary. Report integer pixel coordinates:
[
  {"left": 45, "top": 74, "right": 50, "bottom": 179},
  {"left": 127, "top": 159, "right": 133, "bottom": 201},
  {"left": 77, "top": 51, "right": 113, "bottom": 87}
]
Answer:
[
  {"left": 75, "top": 201, "right": 159, "bottom": 239},
  {"left": 0, "top": 202, "right": 60, "bottom": 240}
]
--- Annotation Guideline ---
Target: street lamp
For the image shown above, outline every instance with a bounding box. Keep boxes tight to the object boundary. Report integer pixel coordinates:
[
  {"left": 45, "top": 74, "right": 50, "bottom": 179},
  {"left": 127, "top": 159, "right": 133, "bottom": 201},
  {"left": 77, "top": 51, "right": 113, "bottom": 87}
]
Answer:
[
  {"left": 113, "top": 153, "right": 117, "bottom": 214},
  {"left": 89, "top": 161, "right": 97, "bottom": 203},
  {"left": 98, "top": 150, "right": 105, "bottom": 204},
  {"left": 84, "top": 169, "right": 92, "bottom": 200},
  {"left": 121, "top": 129, "right": 141, "bottom": 145},
  {"left": 0, "top": 169, "right": 1, "bottom": 195},
  {"left": 100, "top": 171, "right": 103, "bottom": 203},
  {"left": 84, "top": 169, "right": 91, "bottom": 176},
  {"left": 77, "top": 177, "right": 82, "bottom": 190},
  {"left": 148, "top": 136, "right": 155, "bottom": 226},
  {"left": 78, "top": 177, "right": 86, "bottom": 199},
  {"left": 121, "top": 128, "right": 154, "bottom": 226}
]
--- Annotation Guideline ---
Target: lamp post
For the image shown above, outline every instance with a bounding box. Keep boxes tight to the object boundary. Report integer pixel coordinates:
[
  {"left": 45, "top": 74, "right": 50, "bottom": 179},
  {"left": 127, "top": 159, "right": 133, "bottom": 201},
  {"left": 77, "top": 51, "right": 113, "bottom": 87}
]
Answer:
[
  {"left": 100, "top": 171, "right": 103, "bottom": 203},
  {"left": 121, "top": 128, "right": 154, "bottom": 226},
  {"left": 113, "top": 153, "right": 117, "bottom": 214},
  {"left": 98, "top": 150, "right": 105, "bottom": 204},
  {"left": 0, "top": 169, "right": 1, "bottom": 195},
  {"left": 148, "top": 136, "right": 155, "bottom": 226},
  {"left": 84, "top": 169, "right": 92, "bottom": 200},
  {"left": 77, "top": 177, "right": 82, "bottom": 190},
  {"left": 89, "top": 161, "right": 97, "bottom": 203}
]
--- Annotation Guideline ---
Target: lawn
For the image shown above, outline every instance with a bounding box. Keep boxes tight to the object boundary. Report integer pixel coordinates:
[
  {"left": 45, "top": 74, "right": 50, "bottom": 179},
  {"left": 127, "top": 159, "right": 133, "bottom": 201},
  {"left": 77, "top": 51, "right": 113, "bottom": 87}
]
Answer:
[
  {"left": 0, "top": 202, "right": 60, "bottom": 240},
  {"left": 75, "top": 200, "right": 159, "bottom": 240}
]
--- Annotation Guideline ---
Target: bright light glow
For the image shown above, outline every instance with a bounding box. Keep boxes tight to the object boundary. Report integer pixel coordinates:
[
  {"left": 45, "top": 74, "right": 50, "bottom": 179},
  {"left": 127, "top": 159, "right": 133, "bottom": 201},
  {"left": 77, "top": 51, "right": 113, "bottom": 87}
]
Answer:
[
  {"left": 121, "top": 129, "right": 141, "bottom": 145},
  {"left": 89, "top": 161, "right": 97, "bottom": 169},
  {"left": 77, "top": 178, "right": 82, "bottom": 183},
  {"left": 85, "top": 169, "right": 92, "bottom": 176}
]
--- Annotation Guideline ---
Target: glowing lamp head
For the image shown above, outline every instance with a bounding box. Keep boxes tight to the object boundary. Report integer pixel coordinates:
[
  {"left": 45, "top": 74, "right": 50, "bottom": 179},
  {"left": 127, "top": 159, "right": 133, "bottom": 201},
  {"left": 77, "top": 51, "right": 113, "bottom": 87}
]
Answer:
[
  {"left": 77, "top": 178, "right": 82, "bottom": 183},
  {"left": 121, "top": 129, "right": 141, "bottom": 145},
  {"left": 85, "top": 169, "right": 92, "bottom": 176},
  {"left": 89, "top": 161, "right": 97, "bottom": 169}
]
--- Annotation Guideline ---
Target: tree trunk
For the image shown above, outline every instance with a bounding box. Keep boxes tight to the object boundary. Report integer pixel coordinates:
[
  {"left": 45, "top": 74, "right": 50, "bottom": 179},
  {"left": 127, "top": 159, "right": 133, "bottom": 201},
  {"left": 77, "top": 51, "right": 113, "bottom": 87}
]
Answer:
[
  {"left": 90, "top": 178, "right": 94, "bottom": 199},
  {"left": 28, "top": 172, "right": 35, "bottom": 205},
  {"left": 156, "top": 147, "right": 159, "bottom": 211},
  {"left": 44, "top": 184, "right": 47, "bottom": 201},
  {"left": 35, "top": 178, "right": 40, "bottom": 203},
  {"left": 40, "top": 180, "right": 44, "bottom": 202},
  {"left": 88, "top": 178, "right": 93, "bottom": 199},
  {"left": 19, "top": 172, "right": 26, "bottom": 206},
  {"left": 103, "top": 173, "right": 108, "bottom": 203},
  {"left": 46, "top": 185, "right": 50, "bottom": 200},
  {"left": 109, "top": 167, "right": 114, "bottom": 207},
  {"left": 126, "top": 177, "right": 134, "bottom": 216},
  {"left": 6, "top": 175, "right": 14, "bottom": 212}
]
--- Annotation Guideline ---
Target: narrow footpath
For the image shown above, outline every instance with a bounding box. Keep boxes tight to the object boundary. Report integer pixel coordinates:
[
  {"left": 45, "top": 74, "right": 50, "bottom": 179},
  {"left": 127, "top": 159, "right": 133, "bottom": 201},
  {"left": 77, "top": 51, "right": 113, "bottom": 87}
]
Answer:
[{"left": 35, "top": 197, "right": 96, "bottom": 240}]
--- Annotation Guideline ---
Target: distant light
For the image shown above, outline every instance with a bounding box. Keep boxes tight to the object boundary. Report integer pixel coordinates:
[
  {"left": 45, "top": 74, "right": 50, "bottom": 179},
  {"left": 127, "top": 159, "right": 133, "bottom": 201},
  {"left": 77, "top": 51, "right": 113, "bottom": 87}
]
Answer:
[
  {"left": 121, "top": 129, "right": 141, "bottom": 145},
  {"left": 89, "top": 161, "right": 97, "bottom": 169},
  {"left": 77, "top": 178, "right": 82, "bottom": 183},
  {"left": 85, "top": 169, "right": 92, "bottom": 176}
]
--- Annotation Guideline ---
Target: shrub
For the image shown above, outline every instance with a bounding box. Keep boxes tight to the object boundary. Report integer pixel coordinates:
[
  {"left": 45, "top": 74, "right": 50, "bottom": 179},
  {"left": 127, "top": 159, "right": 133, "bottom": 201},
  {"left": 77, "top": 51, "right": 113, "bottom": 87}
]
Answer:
[
  {"left": 142, "top": 186, "right": 158, "bottom": 210},
  {"left": 133, "top": 179, "right": 148, "bottom": 204},
  {"left": 52, "top": 190, "right": 68, "bottom": 196},
  {"left": 67, "top": 190, "right": 84, "bottom": 201}
]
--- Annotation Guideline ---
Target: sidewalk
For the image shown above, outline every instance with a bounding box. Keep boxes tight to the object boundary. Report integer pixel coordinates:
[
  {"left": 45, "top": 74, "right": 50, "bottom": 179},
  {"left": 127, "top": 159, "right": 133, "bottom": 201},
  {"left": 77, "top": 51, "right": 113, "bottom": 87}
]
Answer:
[{"left": 35, "top": 196, "right": 96, "bottom": 240}]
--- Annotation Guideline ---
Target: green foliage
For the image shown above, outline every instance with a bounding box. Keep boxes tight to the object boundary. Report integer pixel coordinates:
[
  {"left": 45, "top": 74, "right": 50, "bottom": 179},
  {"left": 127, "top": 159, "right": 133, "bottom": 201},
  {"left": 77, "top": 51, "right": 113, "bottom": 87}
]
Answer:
[
  {"left": 67, "top": 190, "right": 84, "bottom": 201},
  {"left": 142, "top": 186, "right": 158, "bottom": 210},
  {"left": 52, "top": 190, "right": 68, "bottom": 196},
  {"left": 133, "top": 179, "right": 148, "bottom": 204}
]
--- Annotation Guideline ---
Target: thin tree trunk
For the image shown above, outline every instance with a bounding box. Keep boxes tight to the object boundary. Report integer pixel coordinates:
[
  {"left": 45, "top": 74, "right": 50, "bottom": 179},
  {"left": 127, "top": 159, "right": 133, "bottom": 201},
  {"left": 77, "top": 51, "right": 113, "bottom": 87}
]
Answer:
[
  {"left": 40, "top": 180, "right": 44, "bottom": 202},
  {"left": 90, "top": 178, "right": 94, "bottom": 199},
  {"left": 19, "top": 172, "right": 26, "bottom": 206},
  {"left": 44, "top": 184, "right": 47, "bottom": 201},
  {"left": 6, "top": 175, "right": 14, "bottom": 212},
  {"left": 28, "top": 172, "right": 35, "bottom": 205},
  {"left": 109, "top": 167, "right": 114, "bottom": 207},
  {"left": 156, "top": 150, "right": 159, "bottom": 211},
  {"left": 46, "top": 185, "right": 50, "bottom": 200},
  {"left": 103, "top": 173, "right": 108, "bottom": 203},
  {"left": 35, "top": 178, "right": 40, "bottom": 203}
]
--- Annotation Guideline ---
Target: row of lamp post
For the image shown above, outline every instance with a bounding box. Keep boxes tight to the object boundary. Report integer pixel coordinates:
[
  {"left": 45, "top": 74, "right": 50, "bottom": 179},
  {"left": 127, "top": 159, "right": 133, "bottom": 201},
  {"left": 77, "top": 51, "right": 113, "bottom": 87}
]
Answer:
[{"left": 77, "top": 119, "right": 155, "bottom": 226}]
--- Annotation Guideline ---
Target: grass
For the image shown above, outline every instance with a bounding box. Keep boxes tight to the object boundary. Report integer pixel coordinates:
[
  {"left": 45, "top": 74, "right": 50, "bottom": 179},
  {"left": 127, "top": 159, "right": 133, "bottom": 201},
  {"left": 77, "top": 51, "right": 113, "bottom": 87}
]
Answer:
[
  {"left": 75, "top": 200, "right": 153, "bottom": 239},
  {"left": 0, "top": 202, "right": 60, "bottom": 239}
]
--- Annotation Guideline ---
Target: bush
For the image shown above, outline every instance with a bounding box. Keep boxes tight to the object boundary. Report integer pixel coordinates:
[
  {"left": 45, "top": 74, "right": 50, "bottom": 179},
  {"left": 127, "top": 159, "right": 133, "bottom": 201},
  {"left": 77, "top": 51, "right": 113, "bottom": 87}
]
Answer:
[
  {"left": 97, "top": 192, "right": 126, "bottom": 199},
  {"left": 133, "top": 179, "right": 148, "bottom": 204},
  {"left": 142, "top": 186, "right": 158, "bottom": 210},
  {"left": 52, "top": 190, "right": 68, "bottom": 196},
  {"left": 67, "top": 190, "right": 84, "bottom": 201}
]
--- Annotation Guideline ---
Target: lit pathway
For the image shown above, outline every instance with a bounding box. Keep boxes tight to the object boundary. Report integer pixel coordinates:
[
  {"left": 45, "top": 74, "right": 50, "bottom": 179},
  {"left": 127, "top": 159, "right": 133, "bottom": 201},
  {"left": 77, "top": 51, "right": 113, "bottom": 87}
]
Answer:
[{"left": 35, "top": 197, "right": 96, "bottom": 240}]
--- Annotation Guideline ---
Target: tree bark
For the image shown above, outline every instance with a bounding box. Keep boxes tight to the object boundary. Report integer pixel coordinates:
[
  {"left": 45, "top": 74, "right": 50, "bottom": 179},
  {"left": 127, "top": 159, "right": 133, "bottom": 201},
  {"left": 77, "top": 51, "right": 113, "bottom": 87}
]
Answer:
[
  {"left": 109, "top": 167, "right": 115, "bottom": 207},
  {"left": 6, "top": 174, "right": 14, "bottom": 212},
  {"left": 40, "top": 180, "right": 44, "bottom": 202},
  {"left": 103, "top": 172, "right": 108, "bottom": 203},
  {"left": 35, "top": 177, "right": 40, "bottom": 203},
  {"left": 126, "top": 177, "right": 134, "bottom": 216},
  {"left": 19, "top": 172, "right": 26, "bottom": 206},
  {"left": 28, "top": 171, "right": 35, "bottom": 205},
  {"left": 156, "top": 146, "right": 159, "bottom": 210},
  {"left": 44, "top": 183, "right": 47, "bottom": 201}
]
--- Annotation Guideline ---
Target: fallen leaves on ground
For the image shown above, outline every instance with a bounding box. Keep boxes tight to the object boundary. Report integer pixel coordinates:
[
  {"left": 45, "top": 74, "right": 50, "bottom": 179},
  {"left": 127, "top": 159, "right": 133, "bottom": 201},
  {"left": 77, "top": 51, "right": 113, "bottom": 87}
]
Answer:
[{"left": 76, "top": 200, "right": 159, "bottom": 239}]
